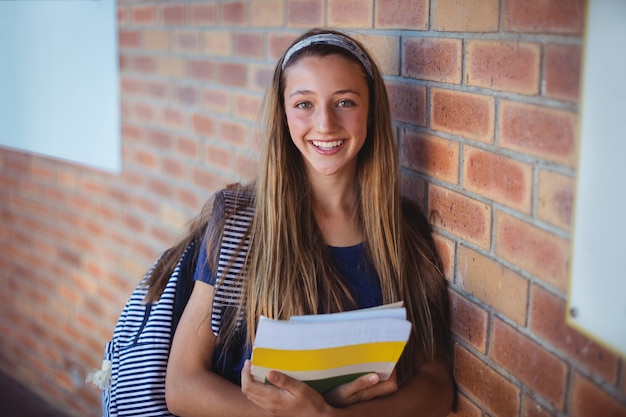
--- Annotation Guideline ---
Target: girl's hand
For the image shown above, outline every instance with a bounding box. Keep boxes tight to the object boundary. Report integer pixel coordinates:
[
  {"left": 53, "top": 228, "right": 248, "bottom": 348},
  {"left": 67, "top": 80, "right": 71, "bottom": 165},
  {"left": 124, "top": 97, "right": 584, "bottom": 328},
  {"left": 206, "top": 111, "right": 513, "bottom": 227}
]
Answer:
[
  {"left": 241, "top": 360, "right": 332, "bottom": 417},
  {"left": 323, "top": 370, "right": 399, "bottom": 408}
]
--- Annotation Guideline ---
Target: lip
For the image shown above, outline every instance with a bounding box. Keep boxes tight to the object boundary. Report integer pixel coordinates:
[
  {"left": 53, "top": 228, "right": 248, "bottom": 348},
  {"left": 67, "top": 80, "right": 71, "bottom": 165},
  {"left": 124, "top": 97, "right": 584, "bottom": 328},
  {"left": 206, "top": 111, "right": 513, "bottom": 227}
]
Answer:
[{"left": 308, "top": 139, "right": 346, "bottom": 154}]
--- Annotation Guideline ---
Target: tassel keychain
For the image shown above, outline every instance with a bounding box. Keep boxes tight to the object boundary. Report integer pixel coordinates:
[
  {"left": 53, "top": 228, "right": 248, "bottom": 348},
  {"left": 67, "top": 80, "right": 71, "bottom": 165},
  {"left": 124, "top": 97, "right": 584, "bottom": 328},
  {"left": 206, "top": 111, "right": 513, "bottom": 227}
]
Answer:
[{"left": 86, "top": 359, "right": 112, "bottom": 390}]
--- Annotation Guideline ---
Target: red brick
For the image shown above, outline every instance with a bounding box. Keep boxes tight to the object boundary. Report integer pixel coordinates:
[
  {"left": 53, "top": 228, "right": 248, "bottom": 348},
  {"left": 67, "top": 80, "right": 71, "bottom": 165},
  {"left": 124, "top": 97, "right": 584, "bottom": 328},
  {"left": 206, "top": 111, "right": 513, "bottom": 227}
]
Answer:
[
  {"left": 235, "top": 94, "right": 263, "bottom": 122},
  {"left": 162, "top": 157, "right": 185, "bottom": 179},
  {"left": 432, "top": 233, "right": 455, "bottom": 280},
  {"left": 250, "top": 64, "right": 274, "bottom": 92},
  {"left": 529, "top": 285, "right": 619, "bottom": 384},
  {"left": 119, "top": 30, "right": 141, "bottom": 49},
  {"left": 387, "top": 81, "right": 427, "bottom": 126},
  {"left": 495, "top": 211, "right": 570, "bottom": 291},
  {"left": 328, "top": 0, "right": 373, "bottom": 28},
  {"left": 133, "top": 103, "right": 155, "bottom": 123},
  {"left": 234, "top": 33, "right": 265, "bottom": 59},
  {"left": 430, "top": 88, "right": 495, "bottom": 143},
  {"left": 118, "top": 7, "right": 127, "bottom": 25},
  {"left": 537, "top": 170, "right": 574, "bottom": 231},
  {"left": 545, "top": 43, "right": 582, "bottom": 102},
  {"left": 161, "top": 107, "right": 186, "bottom": 129},
  {"left": 120, "top": 77, "right": 142, "bottom": 95},
  {"left": 176, "top": 135, "right": 199, "bottom": 160},
  {"left": 203, "top": 88, "right": 231, "bottom": 114},
  {"left": 119, "top": 54, "right": 128, "bottom": 71},
  {"left": 219, "top": 120, "right": 247, "bottom": 147},
  {"left": 144, "top": 30, "right": 170, "bottom": 51},
  {"left": 251, "top": 0, "right": 284, "bottom": 27},
  {"left": 428, "top": 185, "right": 491, "bottom": 248},
  {"left": 131, "top": 56, "right": 157, "bottom": 74},
  {"left": 191, "top": 113, "right": 216, "bottom": 137},
  {"left": 134, "top": 150, "right": 158, "bottom": 170},
  {"left": 158, "top": 57, "right": 186, "bottom": 78},
  {"left": 146, "top": 129, "right": 172, "bottom": 150},
  {"left": 218, "top": 62, "right": 247, "bottom": 87},
  {"left": 161, "top": 4, "right": 185, "bottom": 25},
  {"left": 569, "top": 372, "right": 626, "bottom": 417},
  {"left": 492, "top": 318, "right": 567, "bottom": 409},
  {"left": 190, "top": 3, "right": 217, "bottom": 25},
  {"left": 206, "top": 144, "right": 233, "bottom": 171},
  {"left": 188, "top": 60, "right": 215, "bottom": 82},
  {"left": 458, "top": 245, "right": 528, "bottom": 325},
  {"left": 146, "top": 81, "right": 170, "bottom": 99},
  {"left": 454, "top": 344, "right": 520, "bottom": 417},
  {"left": 503, "top": 0, "right": 585, "bottom": 35},
  {"left": 356, "top": 34, "right": 400, "bottom": 76},
  {"left": 448, "top": 393, "right": 481, "bottom": 417},
  {"left": 124, "top": 212, "right": 145, "bottom": 233},
  {"left": 175, "top": 30, "right": 200, "bottom": 54},
  {"left": 375, "top": 0, "right": 428, "bottom": 30},
  {"left": 523, "top": 395, "right": 555, "bottom": 417},
  {"left": 132, "top": 6, "right": 155, "bottom": 24},
  {"left": 499, "top": 101, "right": 578, "bottom": 167},
  {"left": 432, "top": 0, "right": 499, "bottom": 32},
  {"left": 400, "top": 130, "right": 459, "bottom": 184},
  {"left": 204, "top": 31, "right": 233, "bottom": 56},
  {"left": 449, "top": 290, "right": 488, "bottom": 353},
  {"left": 466, "top": 40, "right": 541, "bottom": 95},
  {"left": 193, "top": 167, "right": 224, "bottom": 192},
  {"left": 269, "top": 33, "right": 299, "bottom": 60},
  {"left": 148, "top": 178, "right": 173, "bottom": 199},
  {"left": 463, "top": 146, "right": 532, "bottom": 213},
  {"left": 399, "top": 170, "right": 426, "bottom": 209},
  {"left": 235, "top": 153, "right": 260, "bottom": 182},
  {"left": 403, "top": 37, "right": 462, "bottom": 83},
  {"left": 221, "top": 1, "right": 246, "bottom": 26},
  {"left": 287, "top": 0, "right": 324, "bottom": 28},
  {"left": 178, "top": 188, "right": 201, "bottom": 211},
  {"left": 176, "top": 85, "right": 198, "bottom": 106}
]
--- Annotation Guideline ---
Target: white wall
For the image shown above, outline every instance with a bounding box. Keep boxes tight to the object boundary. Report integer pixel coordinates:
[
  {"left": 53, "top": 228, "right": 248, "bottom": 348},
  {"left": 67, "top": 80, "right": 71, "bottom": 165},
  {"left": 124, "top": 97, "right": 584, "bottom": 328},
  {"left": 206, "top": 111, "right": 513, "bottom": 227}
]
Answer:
[
  {"left": 0, "top": 1, "right": 120, "bottom": 173},
  {"left": 568, "top": 0, "right": 626, "bottom": 356}
]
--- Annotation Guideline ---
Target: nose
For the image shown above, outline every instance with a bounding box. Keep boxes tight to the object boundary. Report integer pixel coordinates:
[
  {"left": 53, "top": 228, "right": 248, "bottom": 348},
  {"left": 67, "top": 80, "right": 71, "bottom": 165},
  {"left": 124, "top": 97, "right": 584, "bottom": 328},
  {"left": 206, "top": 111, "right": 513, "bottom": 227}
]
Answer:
[{"left": 315, "top": 105, "right": 338, "bottom": 134}]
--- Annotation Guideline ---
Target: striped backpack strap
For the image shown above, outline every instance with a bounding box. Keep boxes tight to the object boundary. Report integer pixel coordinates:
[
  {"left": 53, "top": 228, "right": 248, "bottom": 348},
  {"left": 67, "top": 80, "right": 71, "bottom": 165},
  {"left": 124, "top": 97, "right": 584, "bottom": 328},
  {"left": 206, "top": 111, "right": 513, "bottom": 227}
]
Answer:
[
  {"left": 93, "top": 240, "right": 198, "bottom": 417},
  {"left": 211, "top": 189, "right": 255, "bottom": 335}
]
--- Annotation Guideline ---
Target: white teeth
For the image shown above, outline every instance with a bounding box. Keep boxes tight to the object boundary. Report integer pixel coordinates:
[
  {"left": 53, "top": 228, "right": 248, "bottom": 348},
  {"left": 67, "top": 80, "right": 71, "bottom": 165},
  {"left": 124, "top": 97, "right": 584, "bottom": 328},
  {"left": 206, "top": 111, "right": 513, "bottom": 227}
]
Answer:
[{"left": 311, "top": 140, "right": 344, "bottom": 149}]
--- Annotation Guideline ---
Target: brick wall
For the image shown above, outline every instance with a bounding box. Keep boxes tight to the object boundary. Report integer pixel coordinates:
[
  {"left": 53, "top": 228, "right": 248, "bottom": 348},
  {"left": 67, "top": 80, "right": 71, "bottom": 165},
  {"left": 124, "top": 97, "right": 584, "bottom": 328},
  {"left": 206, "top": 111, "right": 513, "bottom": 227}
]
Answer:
[{"left": 0, "top": 0, "right": 624, "bottom": 416}]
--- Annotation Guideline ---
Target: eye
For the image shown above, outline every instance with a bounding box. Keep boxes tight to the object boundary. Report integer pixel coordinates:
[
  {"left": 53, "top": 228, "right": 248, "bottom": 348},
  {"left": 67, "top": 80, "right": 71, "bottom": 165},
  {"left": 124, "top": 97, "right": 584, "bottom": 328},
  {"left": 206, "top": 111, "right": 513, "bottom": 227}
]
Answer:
[
  {"left": 337, "top": 99, "right": 356, "bottom": 108},
  {"left": 295, "top": 101, "right": 312, "bottom": 109}
]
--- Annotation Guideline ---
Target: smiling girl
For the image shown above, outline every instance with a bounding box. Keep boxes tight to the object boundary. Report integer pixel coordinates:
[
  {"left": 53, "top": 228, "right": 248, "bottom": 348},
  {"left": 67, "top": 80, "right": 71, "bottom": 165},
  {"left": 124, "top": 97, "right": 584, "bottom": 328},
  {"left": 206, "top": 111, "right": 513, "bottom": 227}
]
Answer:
[{"left": 164, "top": 28, "right": 455, "bottom": 417}]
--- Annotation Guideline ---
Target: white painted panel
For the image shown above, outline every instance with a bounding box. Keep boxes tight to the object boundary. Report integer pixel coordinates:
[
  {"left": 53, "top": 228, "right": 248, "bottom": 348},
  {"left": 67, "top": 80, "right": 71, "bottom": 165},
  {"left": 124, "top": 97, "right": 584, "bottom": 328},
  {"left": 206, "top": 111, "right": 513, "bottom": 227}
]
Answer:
[
  {"left": 0, "top": 0, "right": 120, "bottom": 172},
  {"left": 568, "top": 0, "right": 626, "bottom": 356}
]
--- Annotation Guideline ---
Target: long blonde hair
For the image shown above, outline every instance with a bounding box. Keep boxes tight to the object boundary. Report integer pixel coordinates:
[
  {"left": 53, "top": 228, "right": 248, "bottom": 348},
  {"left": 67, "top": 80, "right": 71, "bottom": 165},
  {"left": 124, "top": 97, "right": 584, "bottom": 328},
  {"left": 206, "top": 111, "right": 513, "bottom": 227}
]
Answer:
[{"left": 214, "top": 29, "right": 451, "bottom": 382}]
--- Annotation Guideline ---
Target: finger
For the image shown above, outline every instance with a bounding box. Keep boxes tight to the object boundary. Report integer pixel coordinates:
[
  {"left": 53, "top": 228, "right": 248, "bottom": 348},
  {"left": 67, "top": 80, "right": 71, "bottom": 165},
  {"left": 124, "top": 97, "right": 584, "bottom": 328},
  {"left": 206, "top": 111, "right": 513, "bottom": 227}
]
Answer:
[
  {"left": 266, "top": 370, "right": 302, "bottom": 395},
  {"left": 324, "top": 373, "right": 379, "bottom": 406},
  {"left": 241, "top": 360, "right": 277, "bottom": 405}
]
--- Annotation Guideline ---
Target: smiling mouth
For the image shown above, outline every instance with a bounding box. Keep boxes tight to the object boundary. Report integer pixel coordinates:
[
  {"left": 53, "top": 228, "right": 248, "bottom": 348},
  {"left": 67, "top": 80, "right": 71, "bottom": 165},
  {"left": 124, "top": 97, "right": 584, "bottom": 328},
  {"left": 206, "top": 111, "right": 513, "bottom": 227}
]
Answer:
[{"left": 311, "top": 139, "right": 345, "bottom": 150}]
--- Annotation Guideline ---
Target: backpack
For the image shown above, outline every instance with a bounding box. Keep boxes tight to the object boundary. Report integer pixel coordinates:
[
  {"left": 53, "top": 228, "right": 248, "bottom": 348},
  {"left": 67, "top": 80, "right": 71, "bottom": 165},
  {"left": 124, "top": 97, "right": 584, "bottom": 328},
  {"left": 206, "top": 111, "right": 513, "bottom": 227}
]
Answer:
[{"left": 87, "top": 189, "right": 254, "bottom": 417}]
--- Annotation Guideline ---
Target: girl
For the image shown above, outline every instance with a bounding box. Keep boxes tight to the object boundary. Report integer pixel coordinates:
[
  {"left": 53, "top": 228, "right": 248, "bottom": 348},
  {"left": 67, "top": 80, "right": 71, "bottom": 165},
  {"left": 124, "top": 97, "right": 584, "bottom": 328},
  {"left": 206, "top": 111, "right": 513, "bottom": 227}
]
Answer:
[{"left": 163, "top": 28, "right": 454, "bottom": 417}]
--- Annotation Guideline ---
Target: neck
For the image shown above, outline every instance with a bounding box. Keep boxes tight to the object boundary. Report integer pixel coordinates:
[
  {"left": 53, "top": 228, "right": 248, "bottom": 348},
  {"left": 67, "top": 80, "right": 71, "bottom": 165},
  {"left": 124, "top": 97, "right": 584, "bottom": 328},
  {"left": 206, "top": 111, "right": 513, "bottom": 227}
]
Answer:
[{"left": 307, "top": 171, "right": 362, "bottom": 247}]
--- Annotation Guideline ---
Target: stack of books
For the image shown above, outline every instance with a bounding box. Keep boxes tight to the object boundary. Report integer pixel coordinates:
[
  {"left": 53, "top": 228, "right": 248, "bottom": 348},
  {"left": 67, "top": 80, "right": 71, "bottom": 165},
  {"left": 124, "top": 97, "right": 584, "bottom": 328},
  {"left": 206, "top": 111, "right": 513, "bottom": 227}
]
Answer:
[{"left": 250, "top": 302, "right": 411, "bottom": 393}]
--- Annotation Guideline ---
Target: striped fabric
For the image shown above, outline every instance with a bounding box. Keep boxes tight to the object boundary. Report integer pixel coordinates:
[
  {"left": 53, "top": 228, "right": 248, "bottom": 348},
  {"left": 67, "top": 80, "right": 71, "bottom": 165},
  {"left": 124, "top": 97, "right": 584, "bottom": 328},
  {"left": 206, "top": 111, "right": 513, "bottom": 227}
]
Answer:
[
  {"left": 211, "top": 189, "right": 254, "bottom": 335},
  {"left": 100, "top": 189, "right": 254, "bottom": 417},
  {"left": 103, "top": 247, "right": 190, "bottom": 417}
]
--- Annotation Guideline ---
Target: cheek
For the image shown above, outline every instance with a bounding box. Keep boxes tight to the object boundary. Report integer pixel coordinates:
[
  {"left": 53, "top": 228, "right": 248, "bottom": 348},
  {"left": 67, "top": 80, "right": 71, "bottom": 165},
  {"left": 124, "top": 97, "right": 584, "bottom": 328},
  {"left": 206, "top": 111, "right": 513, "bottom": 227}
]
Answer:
[{"left": 285, "top": 112, "right": 306, "bottom": 136}]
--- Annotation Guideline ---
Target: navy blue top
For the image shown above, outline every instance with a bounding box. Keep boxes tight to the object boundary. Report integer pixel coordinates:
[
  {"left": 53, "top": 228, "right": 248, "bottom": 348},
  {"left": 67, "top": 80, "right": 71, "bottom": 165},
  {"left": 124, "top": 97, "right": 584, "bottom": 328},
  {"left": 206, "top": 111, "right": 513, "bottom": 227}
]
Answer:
[{"left": 194, "top": 237, "right": 382, "bottom": 385}]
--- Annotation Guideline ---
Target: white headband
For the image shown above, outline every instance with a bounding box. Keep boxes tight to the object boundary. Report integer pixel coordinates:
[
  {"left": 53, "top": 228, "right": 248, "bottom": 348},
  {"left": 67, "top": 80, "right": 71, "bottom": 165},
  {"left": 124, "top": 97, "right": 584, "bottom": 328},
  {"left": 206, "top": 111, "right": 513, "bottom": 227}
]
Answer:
[{"left": 282, "top": 33, "right": 374, "bottom": 79}]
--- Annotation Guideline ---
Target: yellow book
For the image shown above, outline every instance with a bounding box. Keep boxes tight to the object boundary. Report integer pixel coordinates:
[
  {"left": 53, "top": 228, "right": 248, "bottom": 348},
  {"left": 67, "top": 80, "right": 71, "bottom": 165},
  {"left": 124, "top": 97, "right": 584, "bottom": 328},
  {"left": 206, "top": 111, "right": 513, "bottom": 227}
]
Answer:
[{"left": 250, "top": 302, "right": 411, "bottom": 393}]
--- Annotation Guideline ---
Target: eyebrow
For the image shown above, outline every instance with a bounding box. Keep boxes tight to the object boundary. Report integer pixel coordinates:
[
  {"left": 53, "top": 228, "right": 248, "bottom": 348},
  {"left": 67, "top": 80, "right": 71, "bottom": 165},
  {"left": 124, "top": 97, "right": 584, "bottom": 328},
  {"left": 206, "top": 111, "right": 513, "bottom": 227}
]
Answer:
[{"left": 287, "top": 89, "right": 362, "bottom": 99}]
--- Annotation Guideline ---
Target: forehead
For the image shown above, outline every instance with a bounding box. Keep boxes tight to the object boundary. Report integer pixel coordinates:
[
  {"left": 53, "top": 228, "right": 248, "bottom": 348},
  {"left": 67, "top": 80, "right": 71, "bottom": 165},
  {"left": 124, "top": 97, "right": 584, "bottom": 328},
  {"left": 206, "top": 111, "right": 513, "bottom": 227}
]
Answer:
[{"left": 283, "top": 54, "right": 369, "bottom": 92}]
